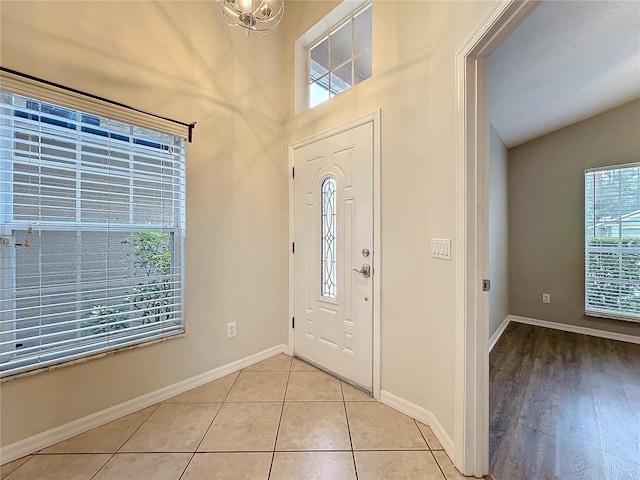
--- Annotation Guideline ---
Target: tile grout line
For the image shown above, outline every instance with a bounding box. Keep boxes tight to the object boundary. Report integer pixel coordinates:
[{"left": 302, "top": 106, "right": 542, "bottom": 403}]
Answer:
[
  {"left": 341, "top": 382, "right": 359, "bottom": 480},
  {"left": 414, "top": 419, "right": 449, "bottom": 480},
  {"left": 176, "top": 370, "right": 243, "bottom": 480},
  {"left": 414, "top": 418, "right": 433, "bottom": 451},
  {"left": 2, "top": 455, "right": 35, "bottom": 480},
  {"left": 86, "top": 452, "right": 117, "bottom": 480},
  {"left": 267, "top": 355, "right": 293, "bottom": 479},
  {"left": 31, "top": 404, "right": 158, "bottom": 457},
  {"left": 430, "top": 451, "right": 449, "bottom": 480},
  {"left": 115, "top": 405, "right": 162, "bottom": 454},
  {"left": 81, "top": 404, "right": 165, "bottom": 480}
]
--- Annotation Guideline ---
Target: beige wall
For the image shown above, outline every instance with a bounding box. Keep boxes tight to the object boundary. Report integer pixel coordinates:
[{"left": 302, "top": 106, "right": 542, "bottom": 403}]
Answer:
[
  {"left": 509, "top": 99, "right": 640, "bottom": 337},
  {"left": 489, "top": 125, "right": 509, "bottom": 338},
  {"left": 0, "top": 0, "right": 502, "bottom": 451},
  {"left": 0, "top": 1, "right": 288, "bottom": 446},
  {"left": 282, "top": 0, "right": 495, "bottom": 438}
]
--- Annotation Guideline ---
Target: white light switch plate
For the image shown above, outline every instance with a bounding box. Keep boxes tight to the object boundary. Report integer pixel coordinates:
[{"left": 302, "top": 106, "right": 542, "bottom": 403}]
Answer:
[{"left": 431, "top": 238, "right": 452, "bottom": 261}]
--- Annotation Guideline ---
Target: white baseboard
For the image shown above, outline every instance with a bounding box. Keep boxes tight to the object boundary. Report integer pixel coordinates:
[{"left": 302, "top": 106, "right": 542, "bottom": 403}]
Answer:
[
  {"left": 379, "top": 390, "right": 454, "bottom": 459},
  {"left": 0, "top": 344, "right": 288, "bottom": 464},
  {"left": 509, "top": 315, "right": 640, "bottom": 345},
  {"left": 489, "top": 316, "right": 510, "bottom": 352}
]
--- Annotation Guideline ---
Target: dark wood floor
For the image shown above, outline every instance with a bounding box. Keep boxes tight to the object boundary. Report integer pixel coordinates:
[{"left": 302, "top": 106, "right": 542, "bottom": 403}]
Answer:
[{"left": 489, "top": 322, "right": 640, "bottom": 480}]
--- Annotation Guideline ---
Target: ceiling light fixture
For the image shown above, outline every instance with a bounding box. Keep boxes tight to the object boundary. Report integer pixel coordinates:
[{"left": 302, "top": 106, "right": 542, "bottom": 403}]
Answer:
[{"left": 216, "top": 0, "right": 284, "bottom": 36}]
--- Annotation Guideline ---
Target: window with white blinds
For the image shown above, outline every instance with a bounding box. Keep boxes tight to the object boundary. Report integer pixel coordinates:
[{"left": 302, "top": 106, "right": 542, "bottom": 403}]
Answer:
[
  {"left": 585, "top": 164, "right": 640, "bottom": 322},
  {"left": 0, "top": 89, "right": 186, "bottom": 378}
]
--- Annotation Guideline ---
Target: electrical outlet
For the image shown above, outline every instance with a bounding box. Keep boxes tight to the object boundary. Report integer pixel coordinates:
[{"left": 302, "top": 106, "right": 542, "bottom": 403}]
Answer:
[
  {"left": 227, "top": 322, "right": 236, "bottom": 338},
  {"left": 542, "top": 293, "right": 551, "bottom": 304}
]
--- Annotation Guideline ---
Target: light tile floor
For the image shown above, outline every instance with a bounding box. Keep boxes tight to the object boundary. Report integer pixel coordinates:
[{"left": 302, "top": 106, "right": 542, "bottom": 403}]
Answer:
[{"left": 2, "top": 354, "right": 470, "bottom": 480}]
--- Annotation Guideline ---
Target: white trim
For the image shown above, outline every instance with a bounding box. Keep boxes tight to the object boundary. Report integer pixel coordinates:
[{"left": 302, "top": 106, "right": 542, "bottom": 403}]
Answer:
[
  {"left": 454, "top": 0, "right": 540, "bottom": 476},
  {"left": 379, "top": 390, "right": 454, "bottom": 458},
  {"left": 489, "top": 316, "right": 511, "bottom": 352},
  {"left": 509, "top": 315, "right": 640, "bottom": 345},
  {"left": 372, "top": 110, "right": 381, "bottom": 400},
  {"left": 0, "top": 344, "right": 288, "bottom": 464},
  {"left": 288, "top": 110, "right": 381, "bottom": 400},
  {"left": 289, "top": 110, "right": 380, "bottom": 150},
  {"left": 288, "top": 145, "right": 296, "bottom": 358}
]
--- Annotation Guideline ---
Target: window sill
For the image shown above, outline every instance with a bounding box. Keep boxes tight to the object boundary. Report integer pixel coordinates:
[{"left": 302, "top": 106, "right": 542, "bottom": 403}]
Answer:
[
  {"left": 0, "top": 331, "right": 185, "bottom": 384},
  {"left": 584, "top": 310, "right": 640, "bottom": 324}
]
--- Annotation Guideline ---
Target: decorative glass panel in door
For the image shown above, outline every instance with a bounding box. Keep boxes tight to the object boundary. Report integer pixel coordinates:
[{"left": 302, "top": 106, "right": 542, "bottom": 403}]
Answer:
[{"left": 321, "top": 176, "right": 337, "bottom": 299}]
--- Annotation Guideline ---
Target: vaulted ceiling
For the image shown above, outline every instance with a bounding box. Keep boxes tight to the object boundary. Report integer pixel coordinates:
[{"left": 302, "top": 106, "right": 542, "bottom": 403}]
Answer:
[{"left": 490, "top": 0, "right": 640, "bottom": 148}]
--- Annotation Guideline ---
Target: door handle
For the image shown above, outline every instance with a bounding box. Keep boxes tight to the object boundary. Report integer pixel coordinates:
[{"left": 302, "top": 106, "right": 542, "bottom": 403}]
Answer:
[{"left": 352, "top": 264, "right": 371, "bottom": 278}]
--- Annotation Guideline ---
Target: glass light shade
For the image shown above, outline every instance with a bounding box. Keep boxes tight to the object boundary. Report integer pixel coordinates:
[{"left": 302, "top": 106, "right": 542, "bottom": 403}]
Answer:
[{"left": 217, "top": 0, "right": 285, "bottom": 35}]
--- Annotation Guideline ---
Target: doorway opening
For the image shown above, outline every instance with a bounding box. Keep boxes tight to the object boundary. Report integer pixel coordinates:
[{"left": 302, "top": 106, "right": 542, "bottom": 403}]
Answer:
[
  {"left": 454, "top": 1, "right": 538, "bottom": 476},
  {"left": 457, "top": 0, "right": 640, "bottom": 476}
]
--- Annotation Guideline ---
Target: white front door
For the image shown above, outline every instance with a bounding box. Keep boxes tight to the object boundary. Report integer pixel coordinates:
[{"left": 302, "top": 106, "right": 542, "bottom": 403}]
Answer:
[{"left": 293, "top": 120, "right": 374, "bottom": 391}]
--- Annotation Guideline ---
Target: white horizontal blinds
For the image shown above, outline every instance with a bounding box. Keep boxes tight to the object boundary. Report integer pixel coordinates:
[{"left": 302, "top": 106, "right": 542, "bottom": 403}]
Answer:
[
  {"left": 585, "top": 163, "right": 640, "bottom": 322},
  {"left": 0, "top": 89, "right": 186, "bottom": 377},
  {"left": 0, "top": 71, "right": 190, "bottom": 141}
]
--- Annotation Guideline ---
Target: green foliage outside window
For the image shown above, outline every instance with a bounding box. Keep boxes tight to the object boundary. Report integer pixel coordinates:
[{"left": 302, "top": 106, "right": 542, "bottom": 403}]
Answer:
[
  {"left": 586, "top": 236, "right": 640, "bottom": 315},
  {"left": 83, "top": 230, "right": 172, "bottom": 335},
  {"left": 131, "top": 231, "right": 173, "bottom": 324}
]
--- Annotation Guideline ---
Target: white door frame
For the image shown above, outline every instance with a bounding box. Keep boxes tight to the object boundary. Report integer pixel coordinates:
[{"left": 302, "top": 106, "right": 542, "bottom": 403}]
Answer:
[
  {"left": 288, "top": 110, "right": 381, "bottom": 399},
  {"left": 454, "top": 0, "right": 539, "bottom": 476}
]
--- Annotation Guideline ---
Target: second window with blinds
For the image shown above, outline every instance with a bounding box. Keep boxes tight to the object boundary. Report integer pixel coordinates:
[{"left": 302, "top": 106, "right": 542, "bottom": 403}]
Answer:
[{"left": 585, "top": 163, "right": 640, "bottom": 322}]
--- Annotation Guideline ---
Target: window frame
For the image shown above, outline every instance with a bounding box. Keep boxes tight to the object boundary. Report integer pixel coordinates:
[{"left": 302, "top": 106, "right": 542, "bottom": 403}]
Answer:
[
  {"left": 0, "top": 88, "right": 187, "bottom": 379},
  {"left": 293, "top": 0, "right": 372, "bottom": 115},
  {"left": 307, "top": 2, "right": 372, "bottom": 108}
]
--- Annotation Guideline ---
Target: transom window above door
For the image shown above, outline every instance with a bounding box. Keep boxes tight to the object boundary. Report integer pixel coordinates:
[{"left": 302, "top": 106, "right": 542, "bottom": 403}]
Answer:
[{"left": 307, "top": 3, "right": 372, "bottom": 109}]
